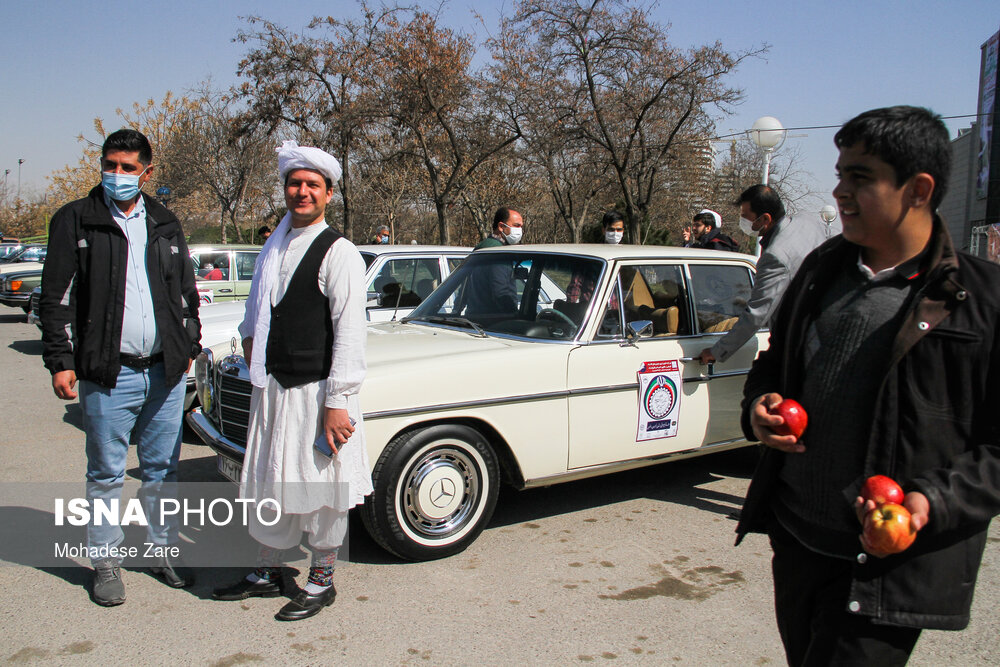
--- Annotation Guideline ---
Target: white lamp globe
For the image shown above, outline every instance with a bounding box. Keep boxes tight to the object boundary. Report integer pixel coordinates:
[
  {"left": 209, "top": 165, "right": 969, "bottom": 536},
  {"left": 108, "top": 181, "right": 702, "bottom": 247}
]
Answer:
[{"left": 750, "top": 116, "right": 785, "bottom": 150}]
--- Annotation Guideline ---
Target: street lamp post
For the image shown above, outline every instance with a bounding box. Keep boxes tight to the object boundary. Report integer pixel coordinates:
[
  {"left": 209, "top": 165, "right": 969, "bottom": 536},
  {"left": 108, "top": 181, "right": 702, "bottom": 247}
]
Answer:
[
  {"left": 17, "top": 159, "right": 24, "bottom": 214},
  {"left": 820, "top": 204, "right": 839, "bottom": 239},
  {"left": 746, "top": 117, "right": 786, "bottom": 256},
  {"left": 748, "top": 116, "right": 786, "bottom": 185}
]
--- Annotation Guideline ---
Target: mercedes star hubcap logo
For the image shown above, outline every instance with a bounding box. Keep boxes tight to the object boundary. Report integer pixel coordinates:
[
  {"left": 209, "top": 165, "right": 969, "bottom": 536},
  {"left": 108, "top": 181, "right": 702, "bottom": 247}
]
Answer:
[{"left": 429, "top": 478, "right": 457, "bottom": 508}]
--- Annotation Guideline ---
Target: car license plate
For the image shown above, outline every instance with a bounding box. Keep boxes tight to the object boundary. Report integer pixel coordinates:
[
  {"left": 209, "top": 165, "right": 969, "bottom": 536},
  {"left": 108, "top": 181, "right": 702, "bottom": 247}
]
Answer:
[{"left": 217, "top": 456, "right": 242, "bottom": 484}]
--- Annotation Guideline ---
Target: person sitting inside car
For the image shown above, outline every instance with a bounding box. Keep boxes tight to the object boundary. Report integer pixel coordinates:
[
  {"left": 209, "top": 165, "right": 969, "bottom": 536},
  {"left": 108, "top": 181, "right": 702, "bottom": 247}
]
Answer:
[
  {"left": 201, "top": 262, "right": 224, "bottom": 281},
  {"left": 553, "top": 270, "right": 596, "bottom": 324}
]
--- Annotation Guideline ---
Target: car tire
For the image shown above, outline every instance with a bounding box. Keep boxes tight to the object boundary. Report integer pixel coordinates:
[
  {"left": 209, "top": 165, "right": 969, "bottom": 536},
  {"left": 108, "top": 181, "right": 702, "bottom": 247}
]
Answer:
[{"left": 361, "top": 424, "right": 499, "bottom": 561}]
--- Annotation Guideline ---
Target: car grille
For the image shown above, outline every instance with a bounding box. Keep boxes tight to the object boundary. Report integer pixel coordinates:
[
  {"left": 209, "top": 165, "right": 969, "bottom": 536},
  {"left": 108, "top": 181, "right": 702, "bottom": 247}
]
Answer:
[{"left": 218, "top": 374, "right": 252, "bottom": 447}]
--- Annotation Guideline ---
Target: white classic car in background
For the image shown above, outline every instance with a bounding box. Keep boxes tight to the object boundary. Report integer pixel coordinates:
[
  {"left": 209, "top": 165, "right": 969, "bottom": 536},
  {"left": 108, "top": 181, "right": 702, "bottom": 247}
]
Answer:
[{"left": 188, "top": 244, "right": 765, "bottom": 561}]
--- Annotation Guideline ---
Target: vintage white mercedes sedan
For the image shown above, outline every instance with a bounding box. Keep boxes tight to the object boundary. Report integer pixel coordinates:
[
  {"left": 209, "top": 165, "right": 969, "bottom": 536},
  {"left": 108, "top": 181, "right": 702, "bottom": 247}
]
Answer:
[{"left": 187, "top": 244, "right": 765, "bottom": 561}]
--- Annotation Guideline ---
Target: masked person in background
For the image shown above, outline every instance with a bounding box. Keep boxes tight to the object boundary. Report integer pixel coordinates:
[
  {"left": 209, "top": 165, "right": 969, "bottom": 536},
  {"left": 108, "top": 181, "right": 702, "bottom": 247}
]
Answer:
[
  {"left": 373, "top": 225, "right": 389, "bottom": 244},
  {"left": 474, "top": 207, "right": 523, "bottom": 249},
  {"left": 212, "top": 141, "right": 371, "bottom": 622},
  {"left": 601, "top": 210, "right": 625, "bottom": 244},
  {"left": 698, "top": 186, "right": 836, "bottom": 365}
]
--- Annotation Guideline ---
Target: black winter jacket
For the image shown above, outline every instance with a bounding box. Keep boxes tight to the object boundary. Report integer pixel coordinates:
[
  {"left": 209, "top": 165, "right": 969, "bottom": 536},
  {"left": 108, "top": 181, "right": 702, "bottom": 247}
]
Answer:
[
  {"left": 693, "top": 228, "right": 739, "bottom": 252},
  {"left": 735, "top": 218, "right": 1000, "bottom": 630},
  {"left": 40, "top": 186, "right": 201, "bottom": 388}
]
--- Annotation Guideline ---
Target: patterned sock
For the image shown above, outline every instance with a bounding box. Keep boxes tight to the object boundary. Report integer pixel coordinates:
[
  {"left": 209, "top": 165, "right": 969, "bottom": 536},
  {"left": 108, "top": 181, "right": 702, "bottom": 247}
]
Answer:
[
  {"left": 305, "top": 547, "right": 339, "bottom": 592},
  {"left": 248, "top": 545, "right": 284, "bottom": 582}
]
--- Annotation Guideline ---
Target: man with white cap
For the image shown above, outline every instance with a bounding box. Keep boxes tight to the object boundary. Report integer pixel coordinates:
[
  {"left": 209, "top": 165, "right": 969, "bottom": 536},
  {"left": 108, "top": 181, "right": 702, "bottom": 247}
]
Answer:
[
  {"left": 682, "top": 209, "right": 738, "bottom": 251},
  {"left": 212, "top": 141, "right": 372, "bottom": 621}
]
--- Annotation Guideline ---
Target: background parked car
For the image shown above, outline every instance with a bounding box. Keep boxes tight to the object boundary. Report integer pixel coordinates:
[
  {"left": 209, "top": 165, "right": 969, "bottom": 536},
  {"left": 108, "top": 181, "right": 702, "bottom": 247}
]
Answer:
[
  {"left": 0, "top": 242, "right": 25, "bottom": 261},
  {"left": 188, "top": 244, "right": 764, "bottom": 561},
  {"left": 189, "top": 244, "right": 261, "bottom": 303},
  {"left": 0, "top": 268, "right": 43, "bottom": 312},
  {"left": 0, "top": 244, "right": 46, "bottom": 274}
]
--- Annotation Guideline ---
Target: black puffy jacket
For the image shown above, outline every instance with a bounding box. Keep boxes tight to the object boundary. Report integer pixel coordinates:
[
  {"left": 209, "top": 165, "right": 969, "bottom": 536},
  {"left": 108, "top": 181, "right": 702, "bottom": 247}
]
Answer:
[
  {"left": 694, "top": 228, "right": 739, "bottom": 252},
  {"left": 736, "top": 217, "right": 1000, "bottom": 630},
  {"left": 40, "top": 186, "right": 201, "bottom": 388}
]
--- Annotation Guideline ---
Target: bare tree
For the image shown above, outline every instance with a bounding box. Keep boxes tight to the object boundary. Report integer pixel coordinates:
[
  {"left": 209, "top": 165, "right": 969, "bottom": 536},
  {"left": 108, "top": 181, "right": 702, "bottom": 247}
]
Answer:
[
  {"left": 235, "top": 4, "right": 399, "bottom": 241},
  {"left": 160, "top": 89, "right": 276, "bottom": 244},
  {"left": 375, "top": 10, "right": 521, "bottom": 244},
  {"left": 505, "top": 0, "right": 761, "bottom": 243}
]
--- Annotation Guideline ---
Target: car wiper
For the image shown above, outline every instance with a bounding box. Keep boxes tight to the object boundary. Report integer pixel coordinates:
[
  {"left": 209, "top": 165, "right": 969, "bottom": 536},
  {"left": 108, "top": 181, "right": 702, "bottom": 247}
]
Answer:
[{"left": 402, "top": 314, "right": 488, "bottom": 337}]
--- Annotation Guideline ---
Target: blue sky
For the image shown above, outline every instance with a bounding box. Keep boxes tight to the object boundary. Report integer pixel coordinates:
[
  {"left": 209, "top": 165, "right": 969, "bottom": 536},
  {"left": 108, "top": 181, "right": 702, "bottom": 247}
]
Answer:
[{"left": 2, "top": 0, "right": 997, "bottom": 216}]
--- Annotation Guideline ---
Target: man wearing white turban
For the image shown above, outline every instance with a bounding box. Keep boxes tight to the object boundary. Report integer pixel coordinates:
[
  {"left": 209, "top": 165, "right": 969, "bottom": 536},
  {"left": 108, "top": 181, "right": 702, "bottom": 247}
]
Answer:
[{"left": 212, "top": 141, "right": 372, "bottom": 621}]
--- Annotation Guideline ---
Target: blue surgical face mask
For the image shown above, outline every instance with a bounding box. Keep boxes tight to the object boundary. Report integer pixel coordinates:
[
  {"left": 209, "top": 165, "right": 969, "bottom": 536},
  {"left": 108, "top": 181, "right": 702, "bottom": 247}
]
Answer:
[{"left": 101, "top": 168, "right": 147, "bottom": 202}]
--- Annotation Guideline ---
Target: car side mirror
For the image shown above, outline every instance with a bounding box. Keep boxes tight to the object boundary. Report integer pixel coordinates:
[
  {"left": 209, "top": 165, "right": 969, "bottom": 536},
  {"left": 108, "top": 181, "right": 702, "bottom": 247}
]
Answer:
[{"left": 623, "top": 319, "right": 653, "bottom": 346}]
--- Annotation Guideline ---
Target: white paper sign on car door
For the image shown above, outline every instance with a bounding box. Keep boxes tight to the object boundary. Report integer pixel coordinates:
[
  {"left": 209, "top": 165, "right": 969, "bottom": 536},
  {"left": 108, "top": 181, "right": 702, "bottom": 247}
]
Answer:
[
  {"left": 636, "top": 360, "right": 682, "bottom": 441},
  {"left": 199, "top": 289, "right": 214, "bottom": 305}
]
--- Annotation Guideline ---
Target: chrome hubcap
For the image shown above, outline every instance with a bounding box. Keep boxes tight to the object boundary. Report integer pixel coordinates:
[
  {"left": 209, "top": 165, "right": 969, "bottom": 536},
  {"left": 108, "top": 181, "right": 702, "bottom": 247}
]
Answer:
[{"left": 402, "top": 447, "right": 480, "bottom": 538}]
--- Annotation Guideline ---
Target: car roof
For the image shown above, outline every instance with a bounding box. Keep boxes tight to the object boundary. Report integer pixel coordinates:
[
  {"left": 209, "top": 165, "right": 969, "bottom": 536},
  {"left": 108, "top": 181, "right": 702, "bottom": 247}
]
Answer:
[
  {"left": 356, "top": 245, "right": 471, "bottom": 256},
  {"left": 471, "top": 243, "right": 756, "bottom": 262}
]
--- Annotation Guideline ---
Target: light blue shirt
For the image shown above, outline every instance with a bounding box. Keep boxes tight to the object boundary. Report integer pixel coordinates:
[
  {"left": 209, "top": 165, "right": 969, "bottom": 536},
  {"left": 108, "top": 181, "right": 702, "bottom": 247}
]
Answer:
[{"left": 106, "top": 193, "right": 160, "bottom": 356}]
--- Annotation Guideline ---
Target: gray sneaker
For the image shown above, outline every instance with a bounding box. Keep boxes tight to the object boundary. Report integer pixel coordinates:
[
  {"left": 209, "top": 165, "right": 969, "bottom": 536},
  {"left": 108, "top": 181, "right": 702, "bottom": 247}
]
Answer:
[{"left": 92, "top": 560, "right": 126, "bottom": 607}]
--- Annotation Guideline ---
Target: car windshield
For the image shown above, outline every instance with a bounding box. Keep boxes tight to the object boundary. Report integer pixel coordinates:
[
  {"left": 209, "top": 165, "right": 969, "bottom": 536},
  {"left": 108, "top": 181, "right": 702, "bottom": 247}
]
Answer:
[{"left": 403, "top": 251, "right": 604, "bottom": 341}]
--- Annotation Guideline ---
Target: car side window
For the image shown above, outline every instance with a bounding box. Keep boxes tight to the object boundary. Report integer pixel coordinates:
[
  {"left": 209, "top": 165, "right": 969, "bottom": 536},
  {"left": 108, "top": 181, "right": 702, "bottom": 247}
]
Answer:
[
  {"left": 369, "top": 258, "right": 442, "bottom": 308},
  {"left": 195, "top": 252, "right": 230, "bottom": 281},
  {"left": 613, "top": 264, "right": 689, "bottom": 337},
  {"left": 235, "top": 252, "right": 259, "bottom": 281},
  {"left": 688, "top": 264, "right": 753, "bottom": 334}
]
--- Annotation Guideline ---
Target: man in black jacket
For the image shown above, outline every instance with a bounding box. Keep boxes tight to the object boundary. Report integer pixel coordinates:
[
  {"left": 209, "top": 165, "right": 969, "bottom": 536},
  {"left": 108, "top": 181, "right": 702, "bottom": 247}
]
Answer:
[
  {"left": 682, "top": 209, "right": 738, "bottom": 251},
  {"left": 40, "top": 129, "right": 201, "bottom": 606},
  {"left": 737, "top": 106, "right": 1000, "bottom": 665}
]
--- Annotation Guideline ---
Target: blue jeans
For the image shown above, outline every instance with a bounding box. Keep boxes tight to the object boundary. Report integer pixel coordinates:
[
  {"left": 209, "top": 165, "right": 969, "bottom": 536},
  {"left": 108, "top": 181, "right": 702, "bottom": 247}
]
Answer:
[{"left": 79, "top": 363, "right": 186, "bottom": 562}]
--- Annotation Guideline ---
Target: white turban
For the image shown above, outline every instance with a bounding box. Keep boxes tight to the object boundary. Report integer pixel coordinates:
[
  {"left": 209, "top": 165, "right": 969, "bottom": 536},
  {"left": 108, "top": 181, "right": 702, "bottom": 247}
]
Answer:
[
  {"left": 698, "top": 209, "right": 722, "bottom": 228},
  {"left": 277, "top": 140, "right": 342, "bottom": 184}
]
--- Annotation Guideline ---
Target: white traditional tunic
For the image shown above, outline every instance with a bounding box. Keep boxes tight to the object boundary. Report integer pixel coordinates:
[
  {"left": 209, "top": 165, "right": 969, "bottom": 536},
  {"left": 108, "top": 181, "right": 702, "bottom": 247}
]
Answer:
[{"left": 238, "top": 222, "right": 373, "bottom": 523}]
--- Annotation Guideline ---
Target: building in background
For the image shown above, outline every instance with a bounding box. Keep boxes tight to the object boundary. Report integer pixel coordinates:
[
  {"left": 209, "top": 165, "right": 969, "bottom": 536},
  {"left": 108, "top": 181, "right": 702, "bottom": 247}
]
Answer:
[{"left": 945, "top": 27, "right": 999, "bottom": 262}]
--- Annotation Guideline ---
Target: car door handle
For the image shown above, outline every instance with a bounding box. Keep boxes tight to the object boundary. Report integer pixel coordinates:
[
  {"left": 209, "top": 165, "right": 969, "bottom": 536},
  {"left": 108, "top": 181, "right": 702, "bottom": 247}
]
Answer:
[
  {"left": 218, "top": 288, "right": 233, "bottom": 293},
  {"left": 679, "top": 356, "right": 714, "bottom": 380}
]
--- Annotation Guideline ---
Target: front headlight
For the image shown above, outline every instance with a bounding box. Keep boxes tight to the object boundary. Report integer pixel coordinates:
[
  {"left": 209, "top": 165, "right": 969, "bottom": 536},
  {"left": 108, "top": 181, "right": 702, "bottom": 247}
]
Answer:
[
  {"left": 195, "top": 349, "right": 215, "bottom": 414},
  {"left": 10, "top": 280, "right": 22, "bottom": 292}
]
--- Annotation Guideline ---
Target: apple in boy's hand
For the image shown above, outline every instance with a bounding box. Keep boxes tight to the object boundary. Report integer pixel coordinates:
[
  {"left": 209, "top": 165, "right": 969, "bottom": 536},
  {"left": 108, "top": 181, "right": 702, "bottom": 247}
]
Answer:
[
  {"left": 863, "top": 503, "right": 917, "bottom": 554},
  {"left": 769, "top": 398, "right": 808, "bottom": 438},
  {"left": 860, "top": 475, "right": 904, "bottom": 506}
]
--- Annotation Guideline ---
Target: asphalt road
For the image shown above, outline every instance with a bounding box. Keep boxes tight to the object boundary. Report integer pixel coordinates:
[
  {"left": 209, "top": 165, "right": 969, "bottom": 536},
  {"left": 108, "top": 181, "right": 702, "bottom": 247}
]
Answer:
[{"left": 1, "top": 310, "right": 997, "bottom": 665}]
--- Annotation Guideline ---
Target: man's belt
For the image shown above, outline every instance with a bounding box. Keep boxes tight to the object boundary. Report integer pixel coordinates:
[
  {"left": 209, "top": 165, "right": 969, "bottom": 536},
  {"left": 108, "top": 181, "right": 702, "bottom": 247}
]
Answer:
[{"left": 120, "top": 352, "right": 164, "bottom": 370}]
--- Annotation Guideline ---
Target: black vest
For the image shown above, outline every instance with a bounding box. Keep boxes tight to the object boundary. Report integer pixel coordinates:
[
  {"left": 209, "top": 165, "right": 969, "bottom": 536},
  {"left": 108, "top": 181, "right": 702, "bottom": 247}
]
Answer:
[{"left": 266, "top": 227, "right": 343, "bottom": 388}]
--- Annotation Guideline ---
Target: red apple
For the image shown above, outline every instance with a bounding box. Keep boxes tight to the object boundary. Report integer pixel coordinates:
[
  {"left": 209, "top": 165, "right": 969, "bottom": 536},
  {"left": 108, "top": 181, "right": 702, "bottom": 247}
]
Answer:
[
  {"left": 860, "top": 475, "right": 904, "bottom": 506},
  {"left": 769, "top": 398, "right": 808, "bottom": 438},
  {"left": 863, "top": 503, "right": 917, "bottom": 554}
]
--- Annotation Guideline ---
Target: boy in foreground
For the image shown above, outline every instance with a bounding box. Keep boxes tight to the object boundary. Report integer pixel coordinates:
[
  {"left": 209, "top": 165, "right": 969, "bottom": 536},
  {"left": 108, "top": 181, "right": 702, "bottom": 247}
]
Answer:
[{"left": 736, "top": 106, "right": 1000, "bottom": 665}]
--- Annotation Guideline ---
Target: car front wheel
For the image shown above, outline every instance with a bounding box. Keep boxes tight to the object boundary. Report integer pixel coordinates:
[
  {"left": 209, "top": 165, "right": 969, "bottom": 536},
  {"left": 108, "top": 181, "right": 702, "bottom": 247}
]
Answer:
[{"left": 361, "top": 424, "right": 499, "bottom": 561}]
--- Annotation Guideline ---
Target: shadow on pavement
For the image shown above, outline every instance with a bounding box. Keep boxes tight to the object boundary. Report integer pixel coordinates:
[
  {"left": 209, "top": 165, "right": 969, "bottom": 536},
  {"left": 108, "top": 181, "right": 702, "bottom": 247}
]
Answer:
[
  {"left": 489, "top": 446, "right": 758, "bottom": 529},
  {"left": 8, "top": 338, "right": 42, "bottom": 355},
  {"left": 147, "top": 446, "right": 760, "bottom": 568},
  {"left": 61, "top": 404, "right": 84, "bottom": 431}
]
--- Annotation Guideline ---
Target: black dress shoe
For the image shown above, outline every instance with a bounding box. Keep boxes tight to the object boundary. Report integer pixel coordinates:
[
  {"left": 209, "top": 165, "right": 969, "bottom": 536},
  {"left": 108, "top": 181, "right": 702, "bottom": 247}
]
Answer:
[
  {"left": 275, "top": 584, "right": 337, "bottom": 621},
  {"left": 150, "top": 554, "right": 194, "bottom": 588},
  {"left": 213, "top": 575, "right": 285, "bottom": 601}
]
